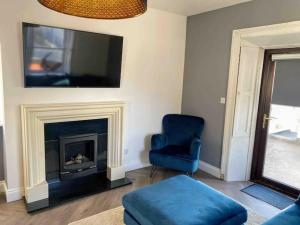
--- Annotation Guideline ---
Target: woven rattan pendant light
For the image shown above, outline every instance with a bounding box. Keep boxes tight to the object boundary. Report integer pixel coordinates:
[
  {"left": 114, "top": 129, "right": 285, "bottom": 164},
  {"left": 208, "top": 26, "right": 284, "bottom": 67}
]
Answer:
[{"left": 38, "top": 0, "right": 147, "bottom": 19}]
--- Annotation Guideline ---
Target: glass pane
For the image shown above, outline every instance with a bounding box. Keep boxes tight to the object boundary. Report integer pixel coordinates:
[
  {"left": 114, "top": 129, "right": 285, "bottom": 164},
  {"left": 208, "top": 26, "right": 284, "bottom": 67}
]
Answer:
[
  {"left": 263, "top": 59, "right": 300, "bottom": 190},
  {"left": 25, "top": 48, "right": 65, "bottom": 75},
  {"left": 28, "top": 26, "right": 65, "bottom": 48}
]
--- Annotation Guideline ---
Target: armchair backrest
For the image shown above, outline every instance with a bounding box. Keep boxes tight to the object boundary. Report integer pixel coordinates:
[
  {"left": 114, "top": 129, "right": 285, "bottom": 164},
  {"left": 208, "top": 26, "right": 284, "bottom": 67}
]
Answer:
[{"left": 162, "top": 114, "right": 204, "bottom": 147}]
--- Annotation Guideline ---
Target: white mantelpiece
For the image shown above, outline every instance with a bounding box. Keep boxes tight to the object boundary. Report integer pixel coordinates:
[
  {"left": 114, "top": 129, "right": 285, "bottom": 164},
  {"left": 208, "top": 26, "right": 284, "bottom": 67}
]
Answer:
[{"left": 21, "top": 101, "right": 125, "bottom": 204}]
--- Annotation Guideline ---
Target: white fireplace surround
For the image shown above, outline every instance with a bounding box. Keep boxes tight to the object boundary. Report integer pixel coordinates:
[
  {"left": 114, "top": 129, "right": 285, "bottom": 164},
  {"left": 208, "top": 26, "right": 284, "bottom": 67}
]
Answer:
[{"left": 21, "top": 101, "right": 125, "bottom": 204}]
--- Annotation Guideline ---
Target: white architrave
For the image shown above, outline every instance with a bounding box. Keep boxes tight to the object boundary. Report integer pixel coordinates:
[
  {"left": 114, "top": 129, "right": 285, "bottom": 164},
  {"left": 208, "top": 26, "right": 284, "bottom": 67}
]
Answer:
[
  {"left": 21, "top": 101, "right": 125, "bottom": 203},
  {"left": 222, "top": 21, "right": 300, "bottom": 181}
]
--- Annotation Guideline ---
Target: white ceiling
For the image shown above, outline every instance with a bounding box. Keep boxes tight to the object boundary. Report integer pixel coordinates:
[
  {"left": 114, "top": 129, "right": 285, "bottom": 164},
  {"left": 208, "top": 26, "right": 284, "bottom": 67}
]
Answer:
[{"left": 148, "top": 0, "right": 252, "bottom": 16}]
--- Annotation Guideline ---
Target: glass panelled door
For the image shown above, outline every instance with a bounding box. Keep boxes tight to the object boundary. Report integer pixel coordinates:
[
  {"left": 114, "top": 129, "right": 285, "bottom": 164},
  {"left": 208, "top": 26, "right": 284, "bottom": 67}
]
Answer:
[
  {"left": 252, "top": 49, "right": 300, "bottom": 197},
  {"left": 264, "top": 104, "right": 300, "bottom": 190}
]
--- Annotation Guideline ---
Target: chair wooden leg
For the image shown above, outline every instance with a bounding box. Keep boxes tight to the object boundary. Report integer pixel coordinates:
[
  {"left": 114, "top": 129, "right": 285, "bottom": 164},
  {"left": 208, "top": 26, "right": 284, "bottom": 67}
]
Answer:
[{"left": 150, "top": 166, "right": 157, "bottom": 178}]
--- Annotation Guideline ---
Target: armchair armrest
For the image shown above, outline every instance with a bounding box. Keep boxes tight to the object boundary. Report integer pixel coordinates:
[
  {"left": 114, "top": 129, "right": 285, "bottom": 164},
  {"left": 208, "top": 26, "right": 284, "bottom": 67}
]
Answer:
[
  {"left": 151, "top": 134, "right": 168, "bottom": 150},
  {"left": 190, "top": 137, "right": 202, "bottom": 160}
]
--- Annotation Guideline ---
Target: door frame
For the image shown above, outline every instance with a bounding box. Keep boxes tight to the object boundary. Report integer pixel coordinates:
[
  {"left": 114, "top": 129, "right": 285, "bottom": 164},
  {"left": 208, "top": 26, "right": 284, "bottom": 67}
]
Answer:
[{"left": 221, "top": 21, "right": 300, "bottom": 181}]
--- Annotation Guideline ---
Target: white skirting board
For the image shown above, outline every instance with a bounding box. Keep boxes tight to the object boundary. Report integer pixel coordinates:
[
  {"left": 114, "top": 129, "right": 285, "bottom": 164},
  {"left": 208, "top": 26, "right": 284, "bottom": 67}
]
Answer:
[
  {"left": 199, "top": 160, "right": 222, "bottom": 179},
  {"left": 0, "top": 180, "right": 24, "bottom": 202},
  {"left": 124, "top": 162, "right": 151, "bottom": 172},
  {"left": 5, "top": 186, "right": 24, "bottom": 202}
]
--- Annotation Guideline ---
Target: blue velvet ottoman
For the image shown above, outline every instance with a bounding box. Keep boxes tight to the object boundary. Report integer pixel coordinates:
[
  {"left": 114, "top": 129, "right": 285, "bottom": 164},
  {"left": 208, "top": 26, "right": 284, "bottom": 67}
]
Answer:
[{"left": 122, "top": 175, "right": 247, "bottom": 225}]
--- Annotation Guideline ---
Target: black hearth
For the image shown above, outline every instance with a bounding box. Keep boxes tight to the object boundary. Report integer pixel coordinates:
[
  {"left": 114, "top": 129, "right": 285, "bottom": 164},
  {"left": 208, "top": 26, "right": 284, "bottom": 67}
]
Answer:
[{"left": 60, "top": 133, "right": 98, "bottom": 180}]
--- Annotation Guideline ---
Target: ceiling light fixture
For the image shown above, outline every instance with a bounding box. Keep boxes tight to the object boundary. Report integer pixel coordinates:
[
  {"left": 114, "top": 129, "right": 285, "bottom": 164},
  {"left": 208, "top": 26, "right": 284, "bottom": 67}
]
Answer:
[{"left": 37, "top": 0, "right": 147, "bottom": 19}]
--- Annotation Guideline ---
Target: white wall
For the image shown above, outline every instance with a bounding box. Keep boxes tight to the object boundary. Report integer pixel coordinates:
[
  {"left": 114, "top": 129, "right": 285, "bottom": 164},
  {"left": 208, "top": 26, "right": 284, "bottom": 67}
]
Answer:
[{"left": 0, "top": 0, "right": 187, "bottom": 197}]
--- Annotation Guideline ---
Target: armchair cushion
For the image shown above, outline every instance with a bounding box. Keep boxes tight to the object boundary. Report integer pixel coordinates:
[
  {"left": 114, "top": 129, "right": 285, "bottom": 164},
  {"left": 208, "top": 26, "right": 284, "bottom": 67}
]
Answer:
[
  {"left": 151, "top": 145, "right": 192, "bottom": 160},
  {"left": 149, "top": 145, "right": 199, "bottom": 173}
]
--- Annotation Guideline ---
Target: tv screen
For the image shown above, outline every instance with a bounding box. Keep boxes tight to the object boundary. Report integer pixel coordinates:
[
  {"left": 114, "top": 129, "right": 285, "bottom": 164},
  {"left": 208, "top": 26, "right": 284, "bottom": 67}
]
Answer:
[{"left": 22, "top": 23, "right": 123, "bottom": 88}]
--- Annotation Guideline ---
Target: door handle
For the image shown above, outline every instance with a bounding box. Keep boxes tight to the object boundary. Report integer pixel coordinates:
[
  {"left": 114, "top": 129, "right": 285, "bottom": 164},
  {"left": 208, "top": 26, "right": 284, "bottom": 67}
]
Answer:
[{"left": 262, "top": 114, "right": 277, "bottom": 129}]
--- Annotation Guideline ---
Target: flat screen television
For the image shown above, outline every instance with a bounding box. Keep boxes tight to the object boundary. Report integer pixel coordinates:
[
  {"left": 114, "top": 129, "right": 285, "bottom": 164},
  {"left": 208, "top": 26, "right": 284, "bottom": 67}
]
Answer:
[{"left": 22, "top": 23, "right": 123, "bottom": 88}]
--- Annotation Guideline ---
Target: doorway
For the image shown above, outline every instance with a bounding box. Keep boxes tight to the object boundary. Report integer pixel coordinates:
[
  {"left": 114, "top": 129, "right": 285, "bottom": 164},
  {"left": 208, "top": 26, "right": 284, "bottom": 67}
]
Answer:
[
  {"left": 222, "top": 21, "right": 300, "bottom": 182},
  {"left": 251, "top": 48, "right": 300, "bottom": 198}
]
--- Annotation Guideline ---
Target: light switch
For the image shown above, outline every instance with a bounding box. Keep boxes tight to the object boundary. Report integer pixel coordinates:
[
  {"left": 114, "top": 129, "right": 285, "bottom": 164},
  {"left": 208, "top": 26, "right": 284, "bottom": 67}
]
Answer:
[{"left": 220, "top": 97, "right": 226, "bottom": 104}]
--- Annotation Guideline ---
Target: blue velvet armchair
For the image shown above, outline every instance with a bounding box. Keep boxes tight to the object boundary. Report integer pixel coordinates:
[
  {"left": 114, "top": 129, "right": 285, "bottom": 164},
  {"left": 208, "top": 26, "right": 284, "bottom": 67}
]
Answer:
[
  {"left": 149, "top": 114, "right": 205, "bottom": 174},
  {"left": 262, "top": 196, "right": 300, "bottom": 225}
]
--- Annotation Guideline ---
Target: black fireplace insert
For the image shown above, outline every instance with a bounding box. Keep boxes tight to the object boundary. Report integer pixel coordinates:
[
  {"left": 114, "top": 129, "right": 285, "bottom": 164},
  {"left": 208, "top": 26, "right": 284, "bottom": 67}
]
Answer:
[{"left": 59, "top": 133, "right": 98, "bottom": 180}]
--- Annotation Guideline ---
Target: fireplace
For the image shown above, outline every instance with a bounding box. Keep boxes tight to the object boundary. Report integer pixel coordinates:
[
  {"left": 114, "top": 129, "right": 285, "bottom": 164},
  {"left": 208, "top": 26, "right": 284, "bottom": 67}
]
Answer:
[
  {"left": 21, "top": 102, "right": 130, "bottom": 212},
  {"left": 60, "top": 133, "right": 98, "bottom": 180}
]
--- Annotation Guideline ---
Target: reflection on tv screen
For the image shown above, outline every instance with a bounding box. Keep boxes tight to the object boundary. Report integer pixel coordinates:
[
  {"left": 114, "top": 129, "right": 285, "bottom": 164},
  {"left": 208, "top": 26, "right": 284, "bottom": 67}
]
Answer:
[{"left": 23, "top": 23, "right": 123, "bottom": 87}]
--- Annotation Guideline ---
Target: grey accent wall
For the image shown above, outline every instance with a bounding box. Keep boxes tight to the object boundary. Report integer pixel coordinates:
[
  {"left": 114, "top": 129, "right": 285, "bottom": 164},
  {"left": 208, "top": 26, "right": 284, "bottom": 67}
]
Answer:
[
  {"left": 272, "top": 60, "right": 300, "bottom": 107},
  {"left": 0, "top": 126, "right": 4, "bottom": 180},
  {"left": 182, "top": 0, "right": 300, "bottom": 168}
]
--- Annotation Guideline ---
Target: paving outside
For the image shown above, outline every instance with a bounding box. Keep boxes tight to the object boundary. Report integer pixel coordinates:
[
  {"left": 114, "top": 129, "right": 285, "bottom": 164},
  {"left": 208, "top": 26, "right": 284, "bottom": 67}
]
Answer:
[{"left": 263, "top": 135, "right": 300, "bottom": 190}]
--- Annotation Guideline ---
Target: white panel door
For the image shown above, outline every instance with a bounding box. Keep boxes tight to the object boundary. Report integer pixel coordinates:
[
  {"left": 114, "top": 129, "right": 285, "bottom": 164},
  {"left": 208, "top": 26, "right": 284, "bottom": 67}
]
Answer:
[{"left": 226, "top": 46, "right": 263, "bottom": 181}]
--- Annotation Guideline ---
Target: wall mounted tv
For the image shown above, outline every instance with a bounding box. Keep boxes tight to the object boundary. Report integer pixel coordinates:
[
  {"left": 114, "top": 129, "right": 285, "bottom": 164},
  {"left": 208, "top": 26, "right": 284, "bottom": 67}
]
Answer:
[{"left": 22, "top": 23, "right": 123, "bottom": 88}]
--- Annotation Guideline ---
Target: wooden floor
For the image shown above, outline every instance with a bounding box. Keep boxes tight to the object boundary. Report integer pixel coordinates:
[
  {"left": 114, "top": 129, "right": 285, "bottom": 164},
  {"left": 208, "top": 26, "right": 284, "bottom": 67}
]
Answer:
[{"left": 0, "top": 167, "right": 280, "bottom": 225}]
